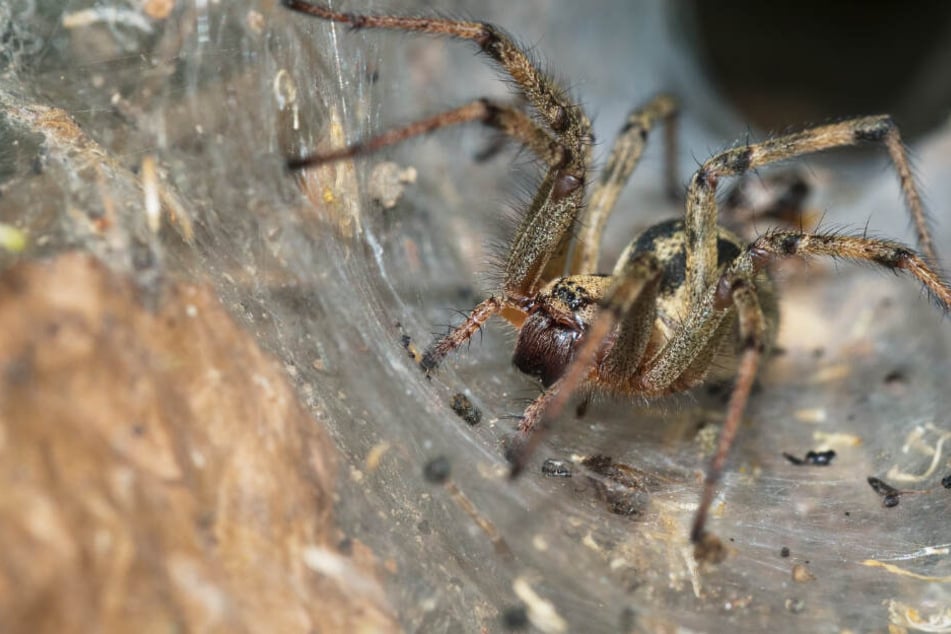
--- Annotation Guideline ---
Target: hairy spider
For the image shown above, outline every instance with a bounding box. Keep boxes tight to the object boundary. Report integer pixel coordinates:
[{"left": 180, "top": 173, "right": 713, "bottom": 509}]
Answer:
[{"left": 283, "top": 1, "right": 951, "bottom": 557}]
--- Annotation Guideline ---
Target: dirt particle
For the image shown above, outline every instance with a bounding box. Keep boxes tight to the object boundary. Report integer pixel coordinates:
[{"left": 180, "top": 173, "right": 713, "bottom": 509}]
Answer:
[{"left": 450, "top": 392, "right": 481, "bottom": 425}]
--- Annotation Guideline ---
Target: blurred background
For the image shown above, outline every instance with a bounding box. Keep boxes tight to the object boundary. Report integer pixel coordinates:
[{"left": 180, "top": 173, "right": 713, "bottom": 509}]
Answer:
[{"left": 1, "top": 1, "right": 951, "bottom": 632}]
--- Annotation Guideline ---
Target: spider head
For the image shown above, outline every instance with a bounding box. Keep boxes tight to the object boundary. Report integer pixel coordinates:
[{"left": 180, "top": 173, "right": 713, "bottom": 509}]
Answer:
[{"left": 512, "top": 275, "right": 609, "bottom": 387}]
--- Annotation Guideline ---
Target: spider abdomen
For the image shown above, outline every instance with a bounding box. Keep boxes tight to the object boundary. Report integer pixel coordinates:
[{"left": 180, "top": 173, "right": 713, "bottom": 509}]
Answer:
[{"left": 619, "top": 218, "right": 741, "bottom": 299}]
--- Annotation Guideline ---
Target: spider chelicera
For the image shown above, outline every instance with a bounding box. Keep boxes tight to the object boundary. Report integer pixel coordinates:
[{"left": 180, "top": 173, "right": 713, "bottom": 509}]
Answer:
[{"left": 283, "top": 0, "right": 951, "bottom": 559}]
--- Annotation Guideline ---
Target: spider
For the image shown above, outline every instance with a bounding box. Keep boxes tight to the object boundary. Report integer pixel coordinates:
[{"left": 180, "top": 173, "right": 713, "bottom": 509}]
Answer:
[{"left": 283, "top": 0, "right": 951, "bottom": 558}]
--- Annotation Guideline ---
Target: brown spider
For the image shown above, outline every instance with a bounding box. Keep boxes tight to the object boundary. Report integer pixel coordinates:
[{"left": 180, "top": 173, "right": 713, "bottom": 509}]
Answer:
[{"left": 283, "top": 1, "right": 951, "bottom": 557}]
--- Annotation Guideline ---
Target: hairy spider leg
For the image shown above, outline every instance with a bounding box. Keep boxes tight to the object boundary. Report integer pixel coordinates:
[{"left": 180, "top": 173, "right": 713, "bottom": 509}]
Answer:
[
  {"left": 282, "top": 0, "right": 593, "bottom": 296},
  {"left": 570, "top": 94, "right": 680, "bottom": 275},
  {"left": 284, "top": 0, "right": 597, "bottom": 366},
  {"left": 689, "top": 276, "right": 766, "bottom": 553},
  {"left": 287, "top": 99, "right": 568, "bottom": 171},
  {"left": 688, "top": 228, "right": 951, "bottom": 550},
  {"left": 684, "top": 116, "right": 938, "bottom": 317},
  {"left": 747, "top": 231, "right": 951, "bottom": 309}
]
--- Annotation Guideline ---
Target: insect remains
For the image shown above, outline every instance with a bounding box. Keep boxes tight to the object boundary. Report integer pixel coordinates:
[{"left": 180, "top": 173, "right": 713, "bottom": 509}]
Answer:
[{"left": 283, "top": 1, "right": 951, "bottom": 559}]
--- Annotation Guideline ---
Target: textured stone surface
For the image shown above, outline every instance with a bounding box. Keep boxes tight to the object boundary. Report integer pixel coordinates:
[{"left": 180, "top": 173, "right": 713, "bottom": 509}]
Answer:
[{"left": 0, "top": 253, "right": 396, "bottom": 633}]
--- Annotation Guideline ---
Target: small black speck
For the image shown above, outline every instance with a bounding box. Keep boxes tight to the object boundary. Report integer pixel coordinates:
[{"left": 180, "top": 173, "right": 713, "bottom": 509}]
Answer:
[
  {"left": 867, "top": 476, "right": 899, "bottom": 497},
  {"left": 619, "top": 606, "right": 638, "bottom": 630},
  {"left": 400, "top": 334, "right": 411, "bottom": 348},
  {"left": 942, "top": 474, "right": 951, "bottom": 489},
  {"left": 784, "top": 449, "right": 835, "bottom": 467},
  {"left": 417, "top": 519, "right": 431, "bottom": 535},
  {"left": 541, "top": 458, "right": 572, "bottom": 478},
  {"left": 501, "top": 605, "right": 529, "bottom": 630},
  {"left": 804, "top": 450, "right": 835, "bottom": 466},
  {"left": 502, "top": 437, "right": 521, "bottom": 466},
  {"left": 780, "top": 546, "right": 790, "bottom": 558},
  {"left": 450, "top": 392, "right": 482, "bottom": 425},
  {"left": 423, "top": 456, "right": 451, "bottom": 484},
  {"left": 844, "top": 511, "right": 851, "bottom": 517},
  {"left": 705, "top": 382, "right": 726, "bottom": 397},
  {"left": 883, "top": 369, "right": 907, "bottom": 385},
  {"left": 131, "top": 242, "right": 156, "bottom": 270},
  {"left": 783, "top": 452, "right": 804, "bottom": 466},
  {"left": 883, "top": 494, "right": 900, "bottom": 508}
]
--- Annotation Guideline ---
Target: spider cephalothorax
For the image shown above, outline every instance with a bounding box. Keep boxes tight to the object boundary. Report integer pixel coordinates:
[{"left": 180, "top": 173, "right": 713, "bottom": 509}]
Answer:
[{"left": 283, "top": 0, "right": 951, "bottom": 559}]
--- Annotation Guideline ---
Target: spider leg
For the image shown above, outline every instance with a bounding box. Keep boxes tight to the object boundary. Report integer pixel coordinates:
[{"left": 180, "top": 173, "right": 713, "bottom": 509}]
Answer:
[
  {"left": 285, "top": 1, "right": 601, "bottom": 366},
  {"left": 689, "top": 278, "right": 766, "bottom": 551},
  {"left": 634, "top": 289, "right": 736, "bottom": 395},
  {"left": 683, "top": 116, "right": 936, "bottom": 314},
  {"left": 508, "top": 253, "right": 663, "bottom": 475},
  {"left": 690, "top": 228, "right": 951, "bottom": 549},
  {"left": 283, "top": 1, "right": 593, "bottom": 298},
  {"left": 571, "top": 94, "right": 680, "bottom": 275},
  {"left": 282, "top": 1, "right": 591, "bottom": 157},
  {"left": 420, "top": 296, "right": 508, "bottom": 373},
  {"left": 748, "top": 230, "right": 951, "bottom": 310},
  {"left": 287, "top": 99, "right": 568, "bottom": 171}
]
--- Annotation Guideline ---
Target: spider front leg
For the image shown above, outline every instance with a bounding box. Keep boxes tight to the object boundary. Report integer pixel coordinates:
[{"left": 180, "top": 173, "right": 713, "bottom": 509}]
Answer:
[
  {"left": 570, "top": 94, "right": 680, "bottom": 275},
  {"left": 683, "top": 116, "right": 937, "bottom": 313},
  {"left": 420, "top": 297, "right": 507, "bottom": 373},
  {"left": 284, "top": 1, "right": 596, "bottom": 367},
  {"left": 287, "top": 99, "right": 569, "bottom": 172},
  {"left": 283, "top": 1, "right": 592, "bottom": 178}
]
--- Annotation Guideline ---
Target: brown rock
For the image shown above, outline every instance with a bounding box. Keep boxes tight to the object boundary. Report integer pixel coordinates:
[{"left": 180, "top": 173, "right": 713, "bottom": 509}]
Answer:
[{"left": 0, "top": 253, "right": 396, "bottom": 633}]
